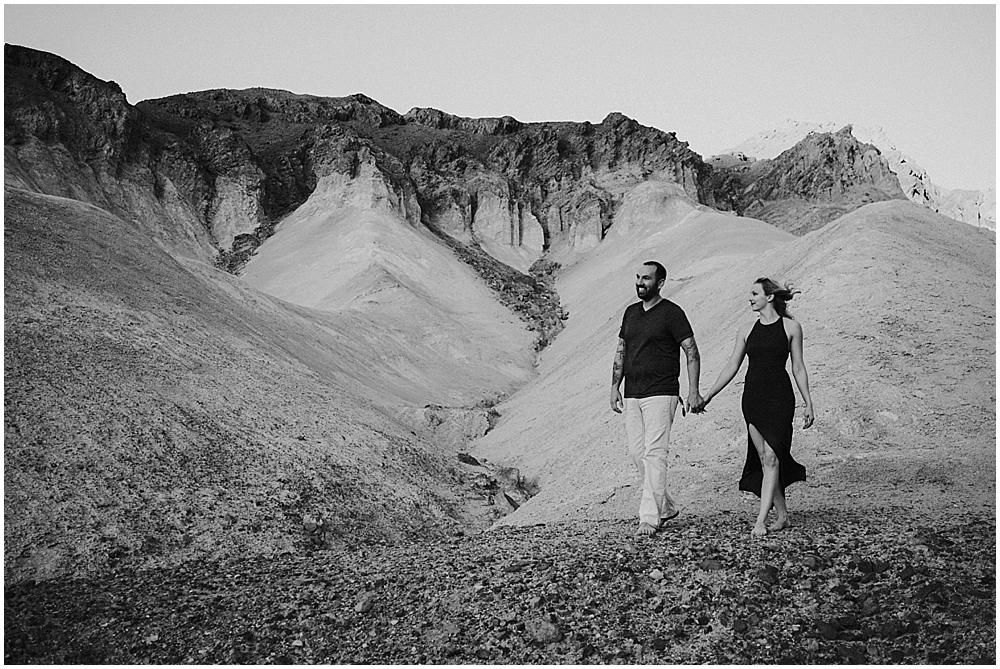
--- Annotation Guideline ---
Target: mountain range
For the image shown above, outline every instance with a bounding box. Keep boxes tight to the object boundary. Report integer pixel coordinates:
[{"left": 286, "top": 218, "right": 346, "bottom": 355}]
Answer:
[
  {"left": 721, "top": 119, "right": 995, "bottom": 231},
  {"left": 4, "top": 43, "right": 995, "bottom": 584}
]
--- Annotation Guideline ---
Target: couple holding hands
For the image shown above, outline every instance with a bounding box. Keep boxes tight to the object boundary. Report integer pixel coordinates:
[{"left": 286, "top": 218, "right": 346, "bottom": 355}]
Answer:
[{"left": 611, "top": 261, "right": 815, "bottom": 538}]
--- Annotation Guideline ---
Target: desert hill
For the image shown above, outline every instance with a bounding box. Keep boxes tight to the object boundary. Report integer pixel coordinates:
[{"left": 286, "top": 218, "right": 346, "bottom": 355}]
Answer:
[
  {"left": 5, "top": 186, "right": 535, "bottom": 582},
  {"left": 721, "top": 119, "right": 996, "bottom": 231},
  {"left": 4, "top": 43, "right": 996, "bottom": 591},
  {"left": 236, "top": 163, "right": 536, "bottom": 405}
]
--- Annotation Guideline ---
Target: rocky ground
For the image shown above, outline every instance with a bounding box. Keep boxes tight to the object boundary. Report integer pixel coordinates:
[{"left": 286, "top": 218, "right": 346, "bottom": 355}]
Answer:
[{"left": 5, "top": 507, "right": 994, "bottom": 665}]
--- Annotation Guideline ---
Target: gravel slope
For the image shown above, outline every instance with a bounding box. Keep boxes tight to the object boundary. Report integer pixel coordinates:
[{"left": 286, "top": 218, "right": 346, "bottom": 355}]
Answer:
[{"left": 5, "top": 509, "right": 994, "bottom": 664}]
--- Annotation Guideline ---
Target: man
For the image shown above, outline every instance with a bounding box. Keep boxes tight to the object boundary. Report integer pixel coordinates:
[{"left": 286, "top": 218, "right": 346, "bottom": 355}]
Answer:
[{"left": 611, "top": 260, "right": 705, "bottom": 537}]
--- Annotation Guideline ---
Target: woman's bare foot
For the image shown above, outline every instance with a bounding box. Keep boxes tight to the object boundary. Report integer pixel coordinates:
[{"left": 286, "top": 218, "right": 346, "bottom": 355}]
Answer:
[
  {"left": 635, "top": 522, "right": 657, "bottom": 537},
  {"left": 768, "top": 517, "right": 791, "bottom": 532},
  {"left": 751, "top": 521, "right": 768, "bottom": 537}
]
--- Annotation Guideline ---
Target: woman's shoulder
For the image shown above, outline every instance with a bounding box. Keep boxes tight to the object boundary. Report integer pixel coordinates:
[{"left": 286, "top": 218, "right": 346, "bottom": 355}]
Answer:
[{"left": 782, "top": 316, "right": 803, "bottom": 335}]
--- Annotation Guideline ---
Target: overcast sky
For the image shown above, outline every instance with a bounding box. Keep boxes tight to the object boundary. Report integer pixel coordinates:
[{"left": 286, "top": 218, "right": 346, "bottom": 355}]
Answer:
[{"left": 5, "top": 3, "right": 995, "bottom": 190}]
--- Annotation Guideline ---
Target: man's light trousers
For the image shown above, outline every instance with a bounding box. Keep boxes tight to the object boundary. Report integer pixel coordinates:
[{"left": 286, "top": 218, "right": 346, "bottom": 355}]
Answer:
[{"left": 625, "top": 395, "right": 679, "bottom": 526}]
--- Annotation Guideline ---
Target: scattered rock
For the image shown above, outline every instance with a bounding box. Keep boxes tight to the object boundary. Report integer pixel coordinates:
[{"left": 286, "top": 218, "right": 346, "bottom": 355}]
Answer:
[
  {"left": 839, "top": 645, "right": 868, "bottom": 663},
  {"left": 837, "top": 615, "right": 859, "bottom": 629},
  {"left": 879, "top": 620, "right": 905, "bottom": 639},
  {"left": 525, "top": 618, "right": 562, "bottom": 644},
  {"left": 354, "top": 593, "right": 375, "bottom": 613},
  {"left": 757, "top": 565, "right": 779, "bottom": 585},
  {"left": 457, "top": 453, "right": 482, "bottom": 467},
  {"left": 502, "top": 560, "right": 532, "bottom": 573},
  {"left": 493, "top": 491, "right": 519, "bottom": 513},
  {"left": 698, "top": 558, "right": 724, "bottom": 571},
  {"left": 856, "top": 559, "right": 875, "bottom": 574},
  {"left": 915, "top": 581, "right": 941, "bottom": 600},
  {"left": 816, "top": 621, "right": 839, "bottom": 640}
]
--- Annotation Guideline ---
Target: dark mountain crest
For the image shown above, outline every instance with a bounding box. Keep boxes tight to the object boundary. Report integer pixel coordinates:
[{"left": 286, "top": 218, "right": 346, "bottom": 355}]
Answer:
[
  {"left": 705, "top": 124, "right": 907, "bottom": 234},
  {"left": 404, "top": 107, "right": 523, "bottom": 135},
  {"left": 7, "top": 42, "right": 913, "bottom": 288},
  {"left": 752, "top": 125, "right": 899, "bottom": 200},
  {"left": 5, "top": 44, "right": 142, "bottom": 172},
  {"left": 142, "top": 88, "right": 406, "bottom": 129}
]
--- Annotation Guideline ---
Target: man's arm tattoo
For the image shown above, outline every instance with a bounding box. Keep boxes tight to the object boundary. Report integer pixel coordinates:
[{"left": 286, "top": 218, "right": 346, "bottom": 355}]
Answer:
[
  {"left": 682, "top": 337, "right": 701, "bottom": 364},
  {"left": 612, "top": 338, "right": 626, "bottom": 386},
  {"left": 682, "top": 336, "right": 702, "bottom": 392}
]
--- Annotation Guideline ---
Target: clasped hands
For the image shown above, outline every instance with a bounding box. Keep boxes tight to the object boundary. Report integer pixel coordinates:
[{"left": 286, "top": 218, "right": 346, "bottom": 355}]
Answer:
[
  {"left": 682, "top": 392, "right": 708, "bottom": 416},
  {"left": 610, "top": 389, "right": 710, "bottom": 416}
]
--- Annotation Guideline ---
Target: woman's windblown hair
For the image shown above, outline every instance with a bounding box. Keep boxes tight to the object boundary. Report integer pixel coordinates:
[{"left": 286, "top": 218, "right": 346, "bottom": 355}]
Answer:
[{"left": 755, "top": 277, "right": 800, "bottom": 319}]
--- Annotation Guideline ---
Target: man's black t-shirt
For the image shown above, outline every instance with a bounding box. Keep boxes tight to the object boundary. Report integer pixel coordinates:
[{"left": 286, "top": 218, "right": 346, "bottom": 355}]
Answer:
[{"left": 618, "top": 299, "right": 694, "bottom": 398}]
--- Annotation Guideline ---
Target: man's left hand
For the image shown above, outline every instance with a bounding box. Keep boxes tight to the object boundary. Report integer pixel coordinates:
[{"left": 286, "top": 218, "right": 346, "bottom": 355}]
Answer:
[{"left": 687, "top": 391, "right": 706, "bottom": 414}]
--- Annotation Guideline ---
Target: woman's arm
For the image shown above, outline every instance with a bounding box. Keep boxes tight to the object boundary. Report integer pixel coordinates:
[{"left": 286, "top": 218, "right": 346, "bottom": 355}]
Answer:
[
  {"left": 704, "top": 328, "right": 748, "bottom": 405},
  {"left": 787, "top": 319, "right": 814, "bottom": 428}
]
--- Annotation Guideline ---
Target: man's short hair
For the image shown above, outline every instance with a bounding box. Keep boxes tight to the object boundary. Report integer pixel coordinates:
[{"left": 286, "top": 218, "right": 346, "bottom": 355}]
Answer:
[{"left": 643, "top": 261, "right": 666, "bottom": 284}]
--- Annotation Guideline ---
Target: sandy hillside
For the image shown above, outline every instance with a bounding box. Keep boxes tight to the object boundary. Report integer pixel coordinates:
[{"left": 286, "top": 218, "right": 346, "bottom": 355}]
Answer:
[
  {"left": 240, "top": 169, "right": 536, "bottom": 407},
  {"left": 473, "top": 187, "right": 996, "bottom": 529},
  {"left": 3, "top": 186, "right": 527, "bottom": 583}
]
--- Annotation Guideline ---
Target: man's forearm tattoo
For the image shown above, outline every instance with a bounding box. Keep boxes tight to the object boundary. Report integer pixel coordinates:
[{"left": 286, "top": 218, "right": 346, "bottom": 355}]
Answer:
[
  {"left": 682, "top": 338, "right": 700, "bottom": 363},
  {"left": 612, "top": 338, "right": 625, "bottom": 386}
]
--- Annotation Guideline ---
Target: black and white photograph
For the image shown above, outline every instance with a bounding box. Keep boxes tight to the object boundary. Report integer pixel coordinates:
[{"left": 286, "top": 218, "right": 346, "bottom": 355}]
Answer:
[{"left": 4, "top": 3, "right": 995, "bottom": 664}]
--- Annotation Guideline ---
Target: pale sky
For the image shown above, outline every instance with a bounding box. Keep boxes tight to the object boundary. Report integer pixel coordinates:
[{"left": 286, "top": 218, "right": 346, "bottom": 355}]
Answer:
[{"left": 5, "top": 3, "right": 996, "bottom": 190}]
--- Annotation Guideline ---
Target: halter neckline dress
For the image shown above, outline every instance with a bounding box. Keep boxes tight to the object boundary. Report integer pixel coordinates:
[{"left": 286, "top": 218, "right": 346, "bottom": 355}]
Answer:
[{"left": 739, "top": 317, "right": 806, "bottom": 496}]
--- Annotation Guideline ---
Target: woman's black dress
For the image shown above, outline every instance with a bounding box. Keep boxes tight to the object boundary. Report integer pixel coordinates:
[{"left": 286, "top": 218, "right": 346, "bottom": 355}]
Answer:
[{"left": 739, "top": 317, "right": 806, "bottom": 496}]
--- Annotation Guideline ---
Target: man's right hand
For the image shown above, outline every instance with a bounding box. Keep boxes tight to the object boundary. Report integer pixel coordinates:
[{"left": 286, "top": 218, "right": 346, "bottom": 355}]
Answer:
[
  {"left": 687, "top": 390, "right": 707, "bottom": 414},
  {"left": 610, "top": 388, "right": 624, "bottom": 413}
]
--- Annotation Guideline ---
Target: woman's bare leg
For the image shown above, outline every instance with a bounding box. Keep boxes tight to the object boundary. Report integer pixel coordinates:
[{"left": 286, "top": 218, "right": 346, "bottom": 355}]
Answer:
[{"left": 748, "top": 424, "right": 781, "bottom": 537}]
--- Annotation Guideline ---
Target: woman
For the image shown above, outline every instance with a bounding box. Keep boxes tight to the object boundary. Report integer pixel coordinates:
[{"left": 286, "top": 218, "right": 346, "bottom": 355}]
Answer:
[{"left": 704, "top": 278, "right": 814, "bottom": 537}]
